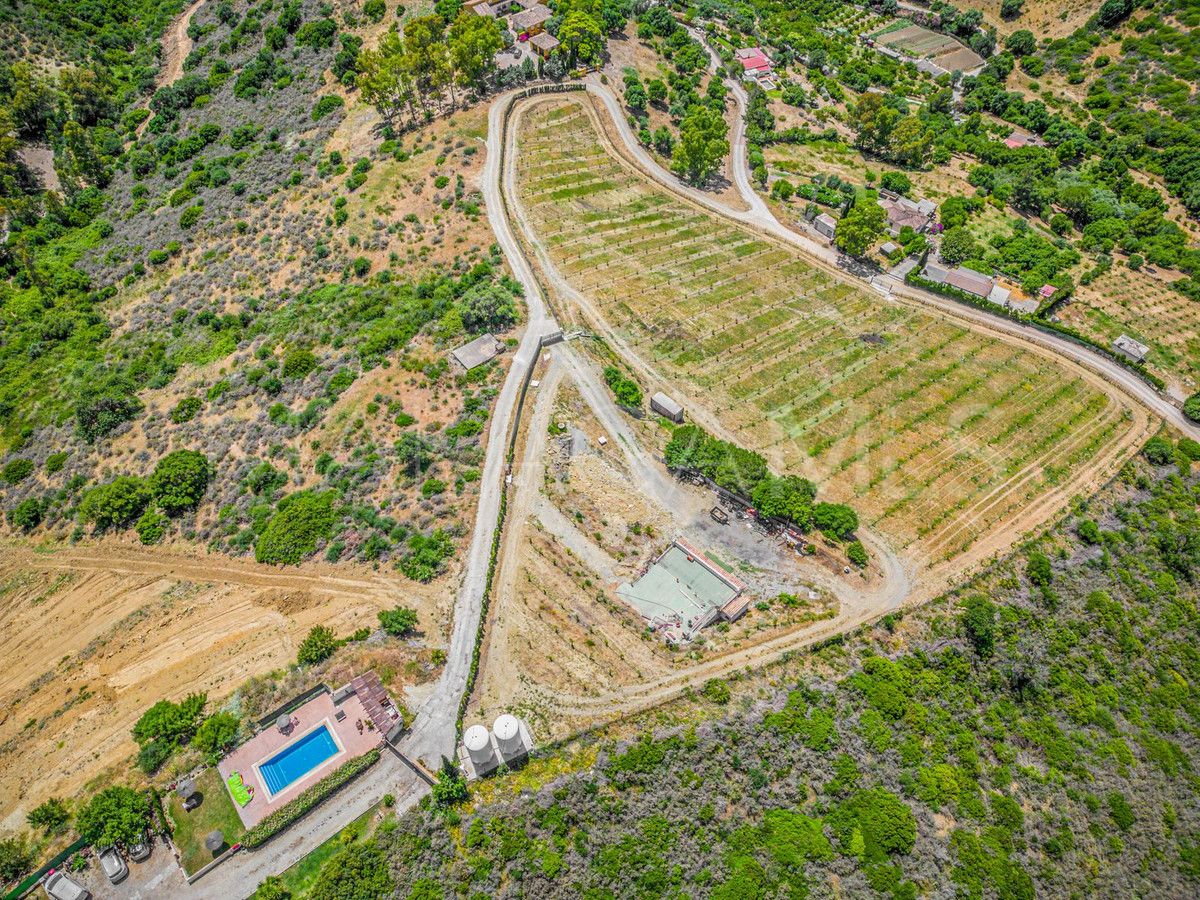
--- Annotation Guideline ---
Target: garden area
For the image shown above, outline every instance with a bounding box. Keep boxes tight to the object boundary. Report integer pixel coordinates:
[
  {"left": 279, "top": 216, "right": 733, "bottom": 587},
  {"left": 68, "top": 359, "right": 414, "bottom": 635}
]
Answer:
[
  {"left": 167, "top": 768, "right": 246, "bottom": 876},
  {"left": 513, "top": 95, "right": 1143, "bottom": 562}
]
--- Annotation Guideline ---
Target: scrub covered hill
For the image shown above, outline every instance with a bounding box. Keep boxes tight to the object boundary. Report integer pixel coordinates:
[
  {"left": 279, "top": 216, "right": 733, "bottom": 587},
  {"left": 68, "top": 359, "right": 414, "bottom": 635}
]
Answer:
[
  {"left": 311, "top": 444, "right": 1200, "bottom": 898},
  {"left": 0, "top": 0, "right": 521, "bottom": 571}
]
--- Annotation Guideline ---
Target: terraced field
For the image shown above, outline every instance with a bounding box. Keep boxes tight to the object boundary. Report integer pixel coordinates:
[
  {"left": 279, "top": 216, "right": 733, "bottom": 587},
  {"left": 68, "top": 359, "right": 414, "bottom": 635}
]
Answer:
[{"left": 511, "top": 96, "right": 1149, "bottom": 564}]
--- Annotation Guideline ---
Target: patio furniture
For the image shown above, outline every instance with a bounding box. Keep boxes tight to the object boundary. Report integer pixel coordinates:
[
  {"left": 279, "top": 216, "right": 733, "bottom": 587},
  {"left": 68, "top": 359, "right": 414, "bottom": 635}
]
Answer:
[
  {"left": 175, "top": 777, "right": 196, "bottom": 799},
  {"left": 204, "top": 831, "right": 224, "bottom": 854},
  {"left": 227, "top": 772, "right": 253, "bottom": 806},
  {"left": 276, "top": 713, "right": 292, "bottom": 733}
]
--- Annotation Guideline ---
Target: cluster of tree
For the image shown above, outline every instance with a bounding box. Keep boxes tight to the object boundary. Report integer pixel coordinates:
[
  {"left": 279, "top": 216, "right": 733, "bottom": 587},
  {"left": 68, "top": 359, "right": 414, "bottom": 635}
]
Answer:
[
  {"left": 359, "top": 12, "right": 504, "bottom": 129},
  {"left": 849, "top": 93, "right": 935, "bottom": 169},
  {"left": 664, "top": 424, "right": 858, "bottom": 537},
  {"left": 132, "top": 692, "right": 239, "bottom": 773},
  {"left": 834, "top": 192, "right": 886, "bottom": 258},
  {"left": 77, "top": 449, "right": 211, "bottom": 545},
  {"left": 624, "top": 9, "right": 729, "bottom": 184}
]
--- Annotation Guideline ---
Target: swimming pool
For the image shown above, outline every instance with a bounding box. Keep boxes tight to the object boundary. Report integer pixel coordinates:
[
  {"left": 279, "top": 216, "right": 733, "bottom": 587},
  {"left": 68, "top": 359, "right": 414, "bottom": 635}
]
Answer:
[{"left": 258, "top": 724, "right": 341, "bottom": 796}]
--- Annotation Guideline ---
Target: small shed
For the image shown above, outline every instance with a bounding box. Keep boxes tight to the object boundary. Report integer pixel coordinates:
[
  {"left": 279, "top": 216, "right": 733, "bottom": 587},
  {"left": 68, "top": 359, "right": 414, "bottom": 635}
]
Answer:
[
  {"left": 451, "top": 333, "right": 500, "bottom": 370},
  {"left": 813, "top": 213, "right": 837, "bottom": 240},
  {"left": 650, "top": 391, "right": 684, "bottom": 423},
  {"left": 880, "top": 241, "right": 899, "bottom": 256},
  {"left": 1113, "top": 334, "right": 1149, "bottom": 363}
]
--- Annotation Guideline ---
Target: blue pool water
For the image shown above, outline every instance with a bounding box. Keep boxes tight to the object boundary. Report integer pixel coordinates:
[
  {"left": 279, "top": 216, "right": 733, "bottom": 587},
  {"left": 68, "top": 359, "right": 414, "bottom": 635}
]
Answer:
[{"left": 259, "top": 725, "right": 339, "bottom": 795}]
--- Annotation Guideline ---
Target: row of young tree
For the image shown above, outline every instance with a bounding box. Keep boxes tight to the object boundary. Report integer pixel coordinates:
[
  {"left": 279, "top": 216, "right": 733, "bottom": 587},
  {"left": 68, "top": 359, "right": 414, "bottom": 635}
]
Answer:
[{"left": 664, "top": 424, "right": 859, "bottom": 540}]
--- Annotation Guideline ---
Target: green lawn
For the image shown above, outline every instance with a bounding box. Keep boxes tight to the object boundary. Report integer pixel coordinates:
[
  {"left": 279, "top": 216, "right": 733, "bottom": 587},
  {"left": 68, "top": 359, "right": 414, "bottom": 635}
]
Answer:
[{"left": 167, "top": 768, "right": 246, "bottom": 875}]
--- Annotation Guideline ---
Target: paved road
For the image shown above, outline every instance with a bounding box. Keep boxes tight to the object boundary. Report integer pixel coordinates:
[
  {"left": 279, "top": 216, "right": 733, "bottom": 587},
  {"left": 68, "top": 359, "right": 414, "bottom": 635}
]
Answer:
[{"left": 398, "top": 89, "right": 558, "bottom": 769}]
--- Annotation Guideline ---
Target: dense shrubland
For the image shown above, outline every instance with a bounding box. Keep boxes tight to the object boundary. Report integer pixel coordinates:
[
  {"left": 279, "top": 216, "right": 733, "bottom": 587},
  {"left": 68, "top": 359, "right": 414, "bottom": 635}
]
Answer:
[
  {"left": 308, "top": 450, "right": 1200, "bottom": 897},
  {"left": 1, "top": 0, "right": 523, "bottom": 573}
]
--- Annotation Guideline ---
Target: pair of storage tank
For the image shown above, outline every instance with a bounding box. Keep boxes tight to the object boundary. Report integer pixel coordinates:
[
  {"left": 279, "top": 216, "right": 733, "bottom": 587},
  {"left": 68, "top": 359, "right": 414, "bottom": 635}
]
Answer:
[{"left": 463, "top": 714, "right": 526, "bottom": 773}]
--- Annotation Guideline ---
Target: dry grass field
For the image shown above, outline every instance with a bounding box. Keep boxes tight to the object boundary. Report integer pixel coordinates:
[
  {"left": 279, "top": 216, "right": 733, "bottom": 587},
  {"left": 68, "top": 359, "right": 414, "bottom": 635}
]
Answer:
[
  {"left": 0, "top": 542, "right": 450, "bottom": 830},
  {"left": 513, "top": 96, "right": 1148, "bottom": 565}
]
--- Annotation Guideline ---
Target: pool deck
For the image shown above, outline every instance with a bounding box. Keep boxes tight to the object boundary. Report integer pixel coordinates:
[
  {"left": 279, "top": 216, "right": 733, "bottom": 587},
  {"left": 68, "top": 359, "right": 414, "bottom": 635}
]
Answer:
[{"left": 219, "top": 691, "right": 383, "bottom": 828}]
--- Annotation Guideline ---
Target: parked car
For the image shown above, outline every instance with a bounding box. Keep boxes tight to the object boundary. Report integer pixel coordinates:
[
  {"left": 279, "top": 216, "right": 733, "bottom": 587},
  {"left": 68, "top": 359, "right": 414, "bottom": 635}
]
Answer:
[
  {"left": 43, "top": 871, "right": 90, "bottom": 900},
  {"left": 128, "top": 831, "right": 152, "bottom": 862},
  {"left": 98, "top": 847, "right": 129, "bottom": 884}
]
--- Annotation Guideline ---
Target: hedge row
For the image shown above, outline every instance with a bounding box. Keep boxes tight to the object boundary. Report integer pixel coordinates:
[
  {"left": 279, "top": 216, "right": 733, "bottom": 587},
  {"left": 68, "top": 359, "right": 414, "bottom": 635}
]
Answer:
[
  {"left": 241, "top": 749, "right": 380, "bottom": 849},
  {"left": 904, "top": 271, "right": 1166, "bottom": 391}
]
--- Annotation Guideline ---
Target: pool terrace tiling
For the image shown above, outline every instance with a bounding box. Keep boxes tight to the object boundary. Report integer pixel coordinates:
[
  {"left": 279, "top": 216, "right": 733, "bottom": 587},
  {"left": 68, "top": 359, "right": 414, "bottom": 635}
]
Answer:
[{"left": 219, "top": 691, "right": 382, "bottom": 828}]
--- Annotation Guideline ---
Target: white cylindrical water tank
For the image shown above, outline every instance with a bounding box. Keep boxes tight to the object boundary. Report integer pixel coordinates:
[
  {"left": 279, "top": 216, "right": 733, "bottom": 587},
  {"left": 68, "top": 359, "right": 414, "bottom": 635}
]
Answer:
[
  {"left": 493, "top": 714, "right": 523, "bottom": 757},
  {"left": 464, "top": 724, "right": 495, "bottom": 768}
]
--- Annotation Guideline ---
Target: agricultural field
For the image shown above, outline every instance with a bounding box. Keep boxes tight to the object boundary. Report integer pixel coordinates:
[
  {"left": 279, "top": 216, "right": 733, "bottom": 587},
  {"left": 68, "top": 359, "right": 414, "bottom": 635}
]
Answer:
[
  {"left": 1059, "top": 265, "right": 1200, "bottom": 398},
  {"left": 512, "top": 96, "right": 1150, "bottom": 567}
]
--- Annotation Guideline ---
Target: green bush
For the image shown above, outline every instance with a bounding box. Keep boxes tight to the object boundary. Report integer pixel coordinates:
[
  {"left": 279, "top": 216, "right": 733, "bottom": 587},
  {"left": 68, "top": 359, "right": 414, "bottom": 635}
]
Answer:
[
  {"left": 378, "top": 605, "right": 419, "bottom": 637},
  {"left": 136, "top": 508, "right": 168, "bottom": 544},
  {"left": 76, "top": 378, "right": 144, "bottom": 442},
  {"left": 847, "top": 540, "right": 868, "bottom": 567},
  {"left": 27, "top": 798, "right": 70, "bottom": 835},
  {"left": 813, "top": 503, "right": 859, "bottom": 540},
  {"left": 297, "top": 625, "right": 337, "bottom": 666},
  {"left": 80, "top": 476, "right": 151, "bottom": 529},
  {"left": 702, "top": 678, "right": 731, "bottom": 704},
  {"left": 1143, "top": 436, "right": 1174, "bottom": 465},
  {"left": 170, "top": 396, "right": 202, "bottom": 423},
  {"left": 602, "top": 365, "right": 643, "bottom": 408},
  {"left": 241, "top": 750, "right": 381, "bottom": 848},
  {"left": 1077, "top": 519, "right": 1101, "bottom": 545},
  {"left": 399, "top": 529, "right": 454, "bottom": 582},
  {"left": 45, "top": 452, "right": 69, "bottom": 474},
  {"left": 309, "top": 841, "right": 393, "bottom": 900},
  {"left": 1025, "top": 552, "right": 1053, "bottom": 587},
  {"left": 150, "top": 449, "right": 210, "bottom": 514},
  {"left": 148, "top": 248, "right": 170, "bottom": 265},
  {"left": 256, "top": 491, "right": 338, "bottom": 564},
  {"left": 192, "top": 711, "right": 240, "bottom": 759},
  {"left": 282, "top": 348, "right": 319, "bottom": 379},
  {"left": 312, "top": 94, "right": 344, "bottom": 121},
  {"left": 1184, "top": 393, "right": 1200, "bottom": 423},
  {"left": 77, "top": 786, "right": 151, "bottom": 848},
  {"left": 179, "top": 204, "right": 204, "bottom": 228},
  {"left": 1, "top": 458, "right": 34, "bottom": 484},
  {"left": 8, "top": 498, "right": 43, "bottom": 530}
]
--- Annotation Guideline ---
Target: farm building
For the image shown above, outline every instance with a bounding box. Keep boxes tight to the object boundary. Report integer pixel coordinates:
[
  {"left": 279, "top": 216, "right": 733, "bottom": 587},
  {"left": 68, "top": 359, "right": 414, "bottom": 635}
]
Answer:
[
  {"left": 878, "top": 193, "right": 935, "bottom": 237},
  {"left": 1004, "top": 129, "right": 1046, "bottom": 149},
  {"left": 512, "top": 5, "right": 550, "bottom": 35},
  {"left": 735, "top": 47, "right": 776, "bottom": 88},
  {"left": 452, "top": 333, "right": 501, "bottom": 370},
  {"left": 529, "top": 30, "right": 559, "bottom": 59},
  {"left": 813, "top": 213, "right": 837, "bottom": 240},
  {"left": 1113, "top": 334, "right": 1150, "bottom": 363},
  {"left": 651, "top": 391, "right": 684, "bottom": 423},
  {"left": 617, "top": 538, "right": 748, "bottom": 642},
  {"left": 922, "top": 261, "right": 996, "bottom": 299}
]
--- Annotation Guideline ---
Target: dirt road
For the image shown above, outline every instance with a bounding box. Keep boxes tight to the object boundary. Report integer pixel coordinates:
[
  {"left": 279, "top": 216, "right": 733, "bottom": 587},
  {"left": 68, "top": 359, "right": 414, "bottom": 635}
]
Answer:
[{"left": 397, "top": 89, "right": 559, "bottom": 769}]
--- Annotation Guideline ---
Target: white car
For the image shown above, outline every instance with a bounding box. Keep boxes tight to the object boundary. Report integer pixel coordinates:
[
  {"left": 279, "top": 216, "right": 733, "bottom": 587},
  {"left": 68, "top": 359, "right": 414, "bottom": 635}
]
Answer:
[
  {"left": 99, "top": 847, "right": 129, "bottom": 884},
  {"left": 43, "top": 871, "right": 90, "bottom": 900}
]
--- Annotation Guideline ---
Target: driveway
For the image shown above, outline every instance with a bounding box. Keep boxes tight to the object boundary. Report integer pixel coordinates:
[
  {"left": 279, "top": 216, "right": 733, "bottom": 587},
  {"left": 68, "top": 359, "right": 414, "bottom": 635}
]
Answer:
[{"left": 68, "top": 840, "right": 186, "bottom": 899}]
